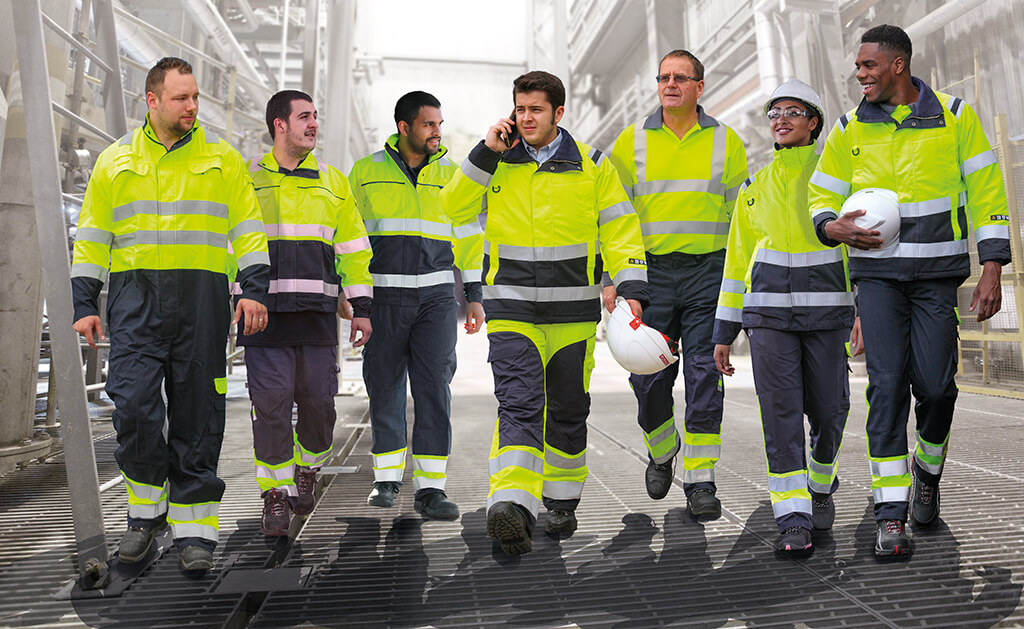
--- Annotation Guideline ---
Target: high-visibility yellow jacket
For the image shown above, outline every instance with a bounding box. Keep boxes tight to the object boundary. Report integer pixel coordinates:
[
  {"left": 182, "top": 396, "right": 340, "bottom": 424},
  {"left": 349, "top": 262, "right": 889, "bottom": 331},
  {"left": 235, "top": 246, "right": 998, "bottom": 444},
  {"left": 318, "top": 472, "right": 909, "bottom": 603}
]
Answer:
[
  {"left": 609, "top": 106, "right": 749, "bottom": 256},
  {"left": 713, "top": 142, "right": 854, "bottom": 346},
  {"left": 243, "top": 150, "right": 372, "bottom": 317},
  {"left": 809, "top": 78, "right": 1011, "bottom": 279},
  {"left": 71, "top": 117, "right": 269, "bottom": 321},
  {"left": 349, "top": 135, "right": 483, "bottom": 306},
  {"left": 442, "top": 128, "right": 649, "bottom": 324}
]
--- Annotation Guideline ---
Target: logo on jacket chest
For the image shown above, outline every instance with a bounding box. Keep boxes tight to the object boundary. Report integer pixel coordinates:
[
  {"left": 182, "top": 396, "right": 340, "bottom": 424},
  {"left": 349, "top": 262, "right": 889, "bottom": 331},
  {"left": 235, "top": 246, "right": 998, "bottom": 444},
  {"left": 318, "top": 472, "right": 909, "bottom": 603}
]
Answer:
[{"left": 492, "top": 185, "right": 501, "bottom": 193}]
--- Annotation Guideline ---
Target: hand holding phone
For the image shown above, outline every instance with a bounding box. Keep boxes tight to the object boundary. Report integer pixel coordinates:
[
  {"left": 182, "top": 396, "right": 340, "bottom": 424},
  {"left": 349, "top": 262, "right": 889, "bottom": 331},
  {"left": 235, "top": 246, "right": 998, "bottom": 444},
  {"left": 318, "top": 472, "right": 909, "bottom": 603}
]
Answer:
[{"left": 502, "top": 111, "right": 519, "bottom": 148}]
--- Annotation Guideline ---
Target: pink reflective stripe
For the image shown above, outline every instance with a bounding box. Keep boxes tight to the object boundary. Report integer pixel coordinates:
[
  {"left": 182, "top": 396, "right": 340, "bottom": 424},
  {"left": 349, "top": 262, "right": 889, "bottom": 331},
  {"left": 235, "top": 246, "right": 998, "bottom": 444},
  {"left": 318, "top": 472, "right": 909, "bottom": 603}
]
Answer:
[
  {"left": 229, "top": 282, "right": 242, "bottom": 295},
  {"left": 343, "top": 284, "right": 373, "bottom": 299},
  {"left": 335, "top": 236, "right": 372, "bottom": 254},
  {"left": 269, "top": 279, "right": 339, "bottom": 297},
  {"left": 265, "top": 224, "right": 334, "bottom": 239}
]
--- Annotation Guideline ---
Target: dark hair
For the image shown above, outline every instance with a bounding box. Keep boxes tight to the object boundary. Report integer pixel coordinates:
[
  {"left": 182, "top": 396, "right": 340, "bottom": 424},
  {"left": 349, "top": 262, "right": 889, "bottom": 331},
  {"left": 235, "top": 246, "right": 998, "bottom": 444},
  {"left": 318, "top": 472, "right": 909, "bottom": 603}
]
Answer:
[
  {"left": 266, "top": 90, "right": 313, "bottom": 139},
  {"left": 659, "top": 50, "right": 705, "bottom": 81},
  {"left": 394, "top": 91, "right": 441, "bottom": 129},
  {"left": 145, "top": 57, "right": 193, "bottom": 97},
  {"left": 861, "top": 24, "right": 912, "bottom": 65},
  {"left": 513, "top": 71, "right": 565, "bottom": 110}
]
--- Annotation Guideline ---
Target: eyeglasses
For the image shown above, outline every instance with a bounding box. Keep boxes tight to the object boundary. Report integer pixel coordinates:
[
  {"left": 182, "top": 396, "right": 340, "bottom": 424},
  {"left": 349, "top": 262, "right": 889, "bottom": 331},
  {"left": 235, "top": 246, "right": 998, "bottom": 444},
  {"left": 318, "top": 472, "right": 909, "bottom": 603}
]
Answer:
[
  {"left": 767, "top": 107, "right": 812, "bottom": 120},
  {"left": 655, "top": 74, "right": 701, "bottom": 84}
]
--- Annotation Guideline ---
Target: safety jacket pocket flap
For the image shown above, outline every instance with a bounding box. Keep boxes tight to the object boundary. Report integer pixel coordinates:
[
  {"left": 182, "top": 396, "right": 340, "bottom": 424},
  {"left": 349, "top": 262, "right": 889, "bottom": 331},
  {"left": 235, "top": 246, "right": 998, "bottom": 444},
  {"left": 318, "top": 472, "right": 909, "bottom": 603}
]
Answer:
[{"left": 188, "top": 156, "right": 223, "bottom": 176}]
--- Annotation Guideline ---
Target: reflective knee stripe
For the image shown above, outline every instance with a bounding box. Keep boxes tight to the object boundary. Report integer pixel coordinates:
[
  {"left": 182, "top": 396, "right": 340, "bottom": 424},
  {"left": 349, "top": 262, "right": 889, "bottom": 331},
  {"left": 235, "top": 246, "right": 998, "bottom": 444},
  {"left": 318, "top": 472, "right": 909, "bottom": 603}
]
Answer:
[
  {"left": 412, "top": 454, "right": 448, "bottom": 491},
  {"left": 807, "top": 455, "right": 838, "bottom": 495},
  {"left": 255, "top": 456, "right": 297, "bottom": 493},
  {"left": 295, "top": 439, "right": 332, "bottom": 469},
  {"left": 643, "top": 416, "right": 680, "bottom": 464},
  {"left": 168, "top": 501, "right": 219, "bottom": 543},
  {"left": 372, "top": 447, "right": 407, "bottom": 482},
  {"left": 870, "top": 456, "right": 911, "bottom": 504},
  {"left": 123, "top": 474, "right": 168, "bottom": 520},
  {"left": 768, "top": 470, "right": 812, "bottom": 519},
  {"left": 543, "top": 444, "right": 588, "bottom": 501},
  {"left": 489, "top": 444, "right": 544, "bottom": 518},
  {"left": 682, "top": 429, "right": 720, "bottom": 484},
  {"left": 914, "top": 431, "right": 949, "bottom": 476}
]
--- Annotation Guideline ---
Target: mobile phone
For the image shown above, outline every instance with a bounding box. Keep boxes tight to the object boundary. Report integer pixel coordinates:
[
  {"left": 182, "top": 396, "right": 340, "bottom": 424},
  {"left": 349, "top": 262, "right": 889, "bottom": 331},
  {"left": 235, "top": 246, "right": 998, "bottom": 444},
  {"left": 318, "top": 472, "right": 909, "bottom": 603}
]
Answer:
[{"left": 502, "top": 110, "right": 519, "bottom": 148}]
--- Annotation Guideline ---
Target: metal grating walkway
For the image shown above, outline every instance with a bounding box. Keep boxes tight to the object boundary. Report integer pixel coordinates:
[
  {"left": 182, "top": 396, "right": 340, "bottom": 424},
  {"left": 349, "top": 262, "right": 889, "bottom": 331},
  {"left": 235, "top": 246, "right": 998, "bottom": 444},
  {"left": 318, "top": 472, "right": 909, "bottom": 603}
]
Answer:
[{"left": 2, "top": 332, "right": 1024, "bottom": 627}]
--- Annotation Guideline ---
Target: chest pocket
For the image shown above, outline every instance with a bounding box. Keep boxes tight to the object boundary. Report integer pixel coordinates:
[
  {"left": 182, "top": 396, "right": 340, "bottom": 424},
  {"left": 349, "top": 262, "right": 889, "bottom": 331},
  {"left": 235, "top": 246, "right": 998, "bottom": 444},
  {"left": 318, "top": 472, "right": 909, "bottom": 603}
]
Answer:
[
  {"left": 911, "top": 126, "right": 961, "bottom": 201},
  {"left": 849, "top": 137, "right": 895, "bottom": 190},
  {"left": 549, "top": 175, "right": 597, "bottom": 244},
  {"left": 297, "top": 185, "right": 342, "bottom": 226}
]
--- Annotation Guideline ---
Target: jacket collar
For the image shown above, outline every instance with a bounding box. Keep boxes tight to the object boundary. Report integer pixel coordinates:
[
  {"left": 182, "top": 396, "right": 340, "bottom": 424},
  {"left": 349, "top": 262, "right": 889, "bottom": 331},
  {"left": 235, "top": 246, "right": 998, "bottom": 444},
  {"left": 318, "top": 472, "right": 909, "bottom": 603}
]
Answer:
[
  {"left": 502, "top": 126, "right": 583, "bottom": 173},
  {"left": 854, "top": 76, "right": 946, "bottom": 129},
  {"left": 384, "top": 133, "right": 450, "bottom": 184},
  {"left": 772, "top": 141, "right": 819, "bottom": 167},
  {"left": 142, "top": 114, "right": 197, "bottom": 152},
  {"left": 258, "top": 150, "right": 321, "bottom": 179},
  {"left": 643, "top": 105, "right": 719, "bottom": 131}
]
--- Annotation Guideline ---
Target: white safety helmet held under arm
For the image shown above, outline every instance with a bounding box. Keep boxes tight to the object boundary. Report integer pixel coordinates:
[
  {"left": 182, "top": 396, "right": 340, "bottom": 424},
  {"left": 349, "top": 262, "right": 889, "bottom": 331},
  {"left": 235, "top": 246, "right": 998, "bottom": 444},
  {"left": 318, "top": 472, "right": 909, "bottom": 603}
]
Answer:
[
  {"left": 840, "top": 188, "right": 901, "bottom": 249},
  {"left": 607, "top": 298, "right": 679, "bottom": 375}
]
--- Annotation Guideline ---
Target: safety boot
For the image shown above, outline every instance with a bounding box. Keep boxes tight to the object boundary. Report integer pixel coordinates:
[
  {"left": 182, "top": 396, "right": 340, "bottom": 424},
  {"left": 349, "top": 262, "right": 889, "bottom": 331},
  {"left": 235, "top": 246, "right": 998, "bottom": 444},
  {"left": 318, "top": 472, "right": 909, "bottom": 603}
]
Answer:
[
  {"left": 687, "top": 488, "right": 722, "bottom": 518},
  {"left": 261, "top": 489, "right": 291, "bottom": 537},
  {"left": 544, "top": 508, "right": 578, "bottom": 535},
  {"left": 910, "top": 467, "right": 940, "bottom": 528},
  {"left": 775, "top": 526, "right": 812, "bottom": 553},
  {"left": 811, "top": 492, "right": 836, "bottom": 531},
  {"left": 874, "top": 519, "right": 911, "bottom": 557},
  {"left": 177, "top": 545, "right": 214, "bottom": 572},
  {"left": 414, "top": 491, "right": 460, "bottom": 521},
  {"left": 117, "top": 521, "right": 167, "bottom": 564},
  {"left": 645, "top": 456, "right": 675, "bottom": 500},
  {"left": 486, "top": 501, "right": 532, "bottom": 555},
  {"left": 367, "top": 481, "right": 400, "bottom": 507},
  {"left": 293, "top": 466, "right": 318, "bottom": 515}
]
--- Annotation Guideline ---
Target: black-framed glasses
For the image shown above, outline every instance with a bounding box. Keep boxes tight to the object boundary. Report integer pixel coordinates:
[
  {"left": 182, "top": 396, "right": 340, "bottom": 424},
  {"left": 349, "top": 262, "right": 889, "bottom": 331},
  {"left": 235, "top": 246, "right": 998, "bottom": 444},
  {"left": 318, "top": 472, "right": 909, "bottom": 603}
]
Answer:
[
  {"left": 767, "top": 107, "right": 812, "bottom": 120},
  {"left": 655, "top": 74, "right": 701, "bottom": 84}
]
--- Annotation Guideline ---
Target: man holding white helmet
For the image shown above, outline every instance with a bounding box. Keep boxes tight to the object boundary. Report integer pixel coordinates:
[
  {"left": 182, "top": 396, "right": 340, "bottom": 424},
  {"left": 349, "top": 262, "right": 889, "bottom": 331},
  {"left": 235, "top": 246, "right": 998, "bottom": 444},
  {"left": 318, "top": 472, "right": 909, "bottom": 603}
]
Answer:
[
  {"left": 712, "top": 79, "right": 855, "bottom": 554},
  {"left": 809, "top": 25, "right": 1011, "bottom": 557}
]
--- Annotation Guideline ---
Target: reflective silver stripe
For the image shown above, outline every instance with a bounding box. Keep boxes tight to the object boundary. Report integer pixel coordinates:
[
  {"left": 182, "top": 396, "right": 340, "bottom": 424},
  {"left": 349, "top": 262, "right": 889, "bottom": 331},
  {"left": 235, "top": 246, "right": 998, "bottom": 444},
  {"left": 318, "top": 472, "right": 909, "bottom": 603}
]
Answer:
[
  {"left": 873, "top": 486, "right": 909, "bottom": 503},
  {"left": 683, "top": 443, "right": 720, "bottom": 459},
  {"left": 487, "top": 489, "right": 540, "bottom": 516},
  {"left": 716, "top": 305, "right": 742, "bottom": 322},
  {"left": 623, "top": 183, "right": 634, "bottom": 202},
  {"left": 498, "top": 242, "right": 590, "bottom": 262},
  {"left": 851, "top": 240, "right": 969, "bottom": 259},
  {"left": 373, "top": 467, "right": 403, "bottom": 482},
  {"left": 870, "top": 459, "right": 908, "bottom": 478},
  {"left": 599, "top": 200, "right": 634, "bottom": 226},
  {"left": 633, "top": 120, "right": 648, "bottom": 183},
  {"left": 256, "top": 463, "right": 294, "bottom": 483},
  {"left": 453, "top": 221, "right": 483, "bottom": 239},
  {"left": 744, "top": 292, "right": 854, "bottom": 308},
  {"left": 204, "top": 130, "right": 220, "bottom": 144},
  {"left": 768, "top": 473, "right": 808, "bottom": 493},
  {"left": 169, "top": 502, "right": 218, "bottom": 522},
  {"left": 962, "top": 149, "right": 997, "bottom": 177},
  {"left": 228, "top": 219, "right": 266, "bottom": 242},
  {"left": 811, "top": 207, "right": 839, "bottom": 221},
  {"left": 169, "top": 522, "right": 218, "bottom": 542},
  {"left": 483, "top": 284, "right": 601, "bottom": 302},
  {"left": 914, "top": 455, "right": 944, "bottom": 476},
  {"left": 270, "top": 278, "right": 339, "bottom": 297},
  {"left": 298, "top": 447, "right": 332, "bottom": 467},
  {"left": 372, "top": 270, "right": 454, "bottom": 288},
  {"left": 916, "top": 437, "right": 946, "bottom": 458},
  {"left": 807, "top": 478, "right": 833, "bottom": 494},
  {"left": 489, "top": 449, "right": 544, "bottom": 476},
  {"left": 344, "top": 284, "right": 372, "bottom": 299},
  {"left": 462, "top": 269, "right": 483, "bottom": 282},
  {"left": 710, "top": 124, "right": 727, "bottom": 187},
  {"left": 118, "top": 132, "right": 133, "bottom": 145},
  {"left": 364, "top": 218, "right": 454, "bottom": 239},
  {"left": 112, "top": 230, "right": 228, "bottom": 249},
  {"left": 437, "top": 156, "right": 453, "bottom": 167},
  {"left": 646, "top": 425, "right": 677, "bottom": 449},
  {"left": 634, "top": 179, "right": 724, "bottom": 197},
  {"left": 71, "top": 262, "right": 109, "bottom": 281},
  {"left": 772, "top": 498, "right": 812, "bottom": 518},
  {"left": 372, "top": 448, "right": 405, "bottom": 467},
  {"left": 976, "top": 224, "right": 1010, "bottom": 242},
  {"left": 612, "top": 268, "right": 647, "bottom": 285},
  {"left": 461, "top": 158, "right": 492, "bottom": 187},
  {"left": 414, "top": 476, "right": 446, "bottom": 491},
  {"left": 545, "top": 449, "right": 586, "bottom": 470},
  {"left": 755, "top": 248, "right": 844, "bottom": 267},
  {"left": 112, "top": 199, "right": 229, "bottom": 223},
  {"left": 124, "top": 476, "right": 167, "bottom": 502},
  {"left": 683, "top": 468, "right": 714, "bottom": 483},
  {"left": 75, "top": 227, "right": 113, "bottom": 246},
  {"left": 412, "top": 456, "right": 448, "bottom": 474},
  {"left": 371, "top": 150, "right": 386, "bottom": 163},
  {"left": 808, "top": 458, "right": 835, "bottom": 477},
  {"left": 543, "top": 480, "right": 584, "bottom": 500},
  {"left": 725, "top": 183, "right": 741, "bottom": 203},
  {"left": 641, "top": 220, "right": 730, "bottom": 237},
  {"left": 237, "top": 250, "right": 270, "bottom": 270},
  {"left": 720, "top": 278, "right": 746, "bottom": 294},
  {"left": 900, "top": 197, "right": 949, "bottom": 218},
  {"left": 836, "top": 115, "right": 849, "bottom": 133},
  {"left": 809, "top": 171, "right": 852, "bottom": 197},
  {"left": 128, "top": 503, "right": 168, "bottom": 519}
]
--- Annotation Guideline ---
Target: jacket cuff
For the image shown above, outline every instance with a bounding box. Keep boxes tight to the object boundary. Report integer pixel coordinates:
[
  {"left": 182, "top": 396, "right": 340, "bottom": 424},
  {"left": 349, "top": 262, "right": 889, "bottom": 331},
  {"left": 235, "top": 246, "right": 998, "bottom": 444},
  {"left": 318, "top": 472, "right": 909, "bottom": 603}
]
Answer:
[
  {"left": 349, "top": 296, "right": 372, "bottom": 319},
  {"left": 71, "top": 276, "right": 104, "bottom": 322},
  {"left": 977, "top": 239, "right": 1012, "bottom": 267},
  {"left": 601, "top": 271, "right": 613, "bottom": 288},
  {"left": 467, "top": 140, "right": 501, "bottom": 176},
  {"left": 464, "top": 281, "right": 483, "bottom": 304},
  {"left": 616, "top": 280, "right": 650, "bottom": 309},
  {"left": 814, "top": 215, "right": 841, "bottom": 248},
  {"left": 236, "top": 264, "right": 270, "bottom": 304},
  {"left": 712, "top": 319, "right": 742, "bottom": 346}
]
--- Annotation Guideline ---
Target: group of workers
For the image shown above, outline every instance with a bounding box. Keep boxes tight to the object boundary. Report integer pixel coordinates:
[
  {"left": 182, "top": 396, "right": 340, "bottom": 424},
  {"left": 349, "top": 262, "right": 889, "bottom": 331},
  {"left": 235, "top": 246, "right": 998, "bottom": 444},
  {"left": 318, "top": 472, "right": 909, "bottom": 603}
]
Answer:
[{"left": 69, "top": 22, "right": 1010, "bottom": 574}]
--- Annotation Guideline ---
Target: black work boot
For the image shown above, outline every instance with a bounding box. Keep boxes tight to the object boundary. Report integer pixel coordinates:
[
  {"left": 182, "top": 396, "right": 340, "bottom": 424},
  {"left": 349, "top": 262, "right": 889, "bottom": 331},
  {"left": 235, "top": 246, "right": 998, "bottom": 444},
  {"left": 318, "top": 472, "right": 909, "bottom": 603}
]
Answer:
[
  {"left": 118, "top": 521, "right": 167, "bottom": 564},
  {"left": 486, "top": 501, "right": 532, "bottom": 555},
  {"left": 367, "top": 481, "right": 400, "bottom": 507},
  {"left": 910, "top": 467, "right": 940, "bottom": 528},
  {"left": 544, "top": 508, "right": 578, "bottom": 535},
  {"left": 687, "top": 488, "right": 722, "bottom": 518},
  {"left": 874, "top": 519, "right": 911, "bottom": 557},
  {"left": 293, "top": 466, "right": 318, "bottom": 515},
  {"left": 775, "top": 526, "right": 812, "bottom": 553},
  {"left": 811, "top": 492, "right": 836, "bottom": 531},
  {"left": 415, "top": 491, "right": 460, "bottom": 521},
  {"left": 645, "top": 456, "right": 675, "bottom": 500},
  {"left": 261, "top": 488, "right": 291, "bottom": 537},
  {"left": 177, "top": 545, "right": 214, "bottom": 573}
]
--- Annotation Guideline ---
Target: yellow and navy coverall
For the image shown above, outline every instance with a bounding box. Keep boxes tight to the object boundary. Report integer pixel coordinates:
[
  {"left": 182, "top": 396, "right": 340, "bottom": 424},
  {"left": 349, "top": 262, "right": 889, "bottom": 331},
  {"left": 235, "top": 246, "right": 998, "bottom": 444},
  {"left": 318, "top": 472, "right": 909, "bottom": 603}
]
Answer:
[
  {"left": 349, "top": 135, "right": 483, "bottom": 496},
  {"left": 713, "top": 142, "right": 854, "bottom": 533},
  {"left": 71, "top": 118, "right": 270, "bottom": 550},
  {"left": 809, "top": 78, "right": 1011, "bottom": 522},
  {"left": 443, "top": 129, "right": 649, "bottom": 522},
  {"left": 237, "top": 150, "right": 373, "bottom": 499},
  {"left": 609, "top": 105, "right": 748, "bottom": 495}
]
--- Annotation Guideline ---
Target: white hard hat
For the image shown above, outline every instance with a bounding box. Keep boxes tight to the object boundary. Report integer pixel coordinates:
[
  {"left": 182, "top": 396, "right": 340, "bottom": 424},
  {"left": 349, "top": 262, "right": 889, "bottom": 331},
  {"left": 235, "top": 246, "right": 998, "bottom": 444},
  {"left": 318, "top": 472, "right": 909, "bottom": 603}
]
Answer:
[
  {"left": 607, "top": 298, "right": 679, "bottom": 375},
  {"left": 764, "top": 79, "right": 825, "bottom": 121},
  {"left": 840, "top": 188, "right": 901, "bottom": 249}
]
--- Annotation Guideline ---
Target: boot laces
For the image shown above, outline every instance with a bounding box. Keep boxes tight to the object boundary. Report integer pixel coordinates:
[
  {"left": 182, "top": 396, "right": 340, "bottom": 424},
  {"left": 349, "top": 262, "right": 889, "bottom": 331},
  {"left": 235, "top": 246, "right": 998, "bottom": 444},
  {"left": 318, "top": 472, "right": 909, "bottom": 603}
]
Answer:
[
  {"left": 917, "top": 483, "right": 935, "bottom": 505},
  {"left": 884, "top": 519, "right": 903, "bottom": 535},
  {"left": 266, "top": 490, "right": 288, "bottom": 518},
  {"left": 812, "top": 494, "right": 831, "bottom": 509},
  {"left": 296, "top": 468, "right": 316, "bottom": 496},
  {"left": 783, "top": 526, "right": 805, "bottom": 535}
]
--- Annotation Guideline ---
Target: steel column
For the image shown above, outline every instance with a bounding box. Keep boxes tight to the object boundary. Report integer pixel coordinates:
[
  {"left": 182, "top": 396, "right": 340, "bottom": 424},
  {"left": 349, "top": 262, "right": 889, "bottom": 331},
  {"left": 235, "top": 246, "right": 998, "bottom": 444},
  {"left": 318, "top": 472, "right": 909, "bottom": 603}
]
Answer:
[{"left": 92, "top": 0, "right": 128, "bottom": 138}]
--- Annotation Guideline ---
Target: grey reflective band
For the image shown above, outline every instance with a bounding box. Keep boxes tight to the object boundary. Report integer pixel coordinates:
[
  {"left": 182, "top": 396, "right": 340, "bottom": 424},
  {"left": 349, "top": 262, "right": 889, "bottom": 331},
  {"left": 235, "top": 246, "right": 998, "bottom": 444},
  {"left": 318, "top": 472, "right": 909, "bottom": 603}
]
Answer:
[
  {"left": 811, "top": 207, "right": 839, "bottom": 221},
  {"left": 488, "top": 449, "right": 545, "bottom": 476},
  {"left": 545, "top": 450, "right": 586, "bottom": 470},
  {"left": 228, "top": 219, "right": 266, "bottom": 242},
  {"left": 755, "top": 248, "right": 844, "bottom": 268},
  {"left": 622, "top": 183, "right": 634, "bottom": 202},
  {"left": 487, "top": 489, "right": 540, "bottom": 516},
  {"left": 725, "top": 183, "right": 741, "bottom": 203},
  {"left": 453, "top": 221, "right": 483, "bottom": 239},
  {"left": 771, "top": 498, "right": 812, "bottom": 517},
  {"left": 710, "top": 124, "right": 727, "bottom": 187},
  {"left": 809, "top": 171, "right": 852, "bottom": 197},
  {"left": 112, "top": 230, "right": 228, "bottom": 249},
  {"left": 633, "top": 118, "right": 648, "bottom": 183},
  {"left": 870, "top": 458, "right": 909, "bottom": 477},
  {"left": 543, "top": 480, "right": 584, "bottom": 500},
  {"left": 118, "top": 132, "right": 133, "bottom": 146},
  {"left": 641, "top": 220, "right": 730, "bottom": 236},
  {"left": 498, "top": 242, "right": 590, "bottom": 262},
  {"left": 70, "top": 262, "right": 109, "bottom": 281},
  {"left": 950, "top": 97, "right": 965, "bottom": 119},
  {"left": 645, "top": 425, "right": 676, "bottom": 448},
  {"left": 682, "top": 443, "right": 720, "bottom": 459},
  {"left": 720, "top": 278, "right": 746, "bottom": 294},
  {"left": 236, "top": 250, "right": 270, "bottom": 270},
  {"left": 873, "top": 486, "right": 909, "bottom": 503},
  {"left": 744, "top": 291, "right": 854, "bottom": 308},
  {"left": 768, "top": 473, "right": 808, "bottom": 492},
  {"left": 914, "top": 455, "right": 943, "bottom": 475},
  {"left": 204, "top": 130, "right": 219, "bottom": 144},
  {"left": 716, "top": 304, "right": 742, "bottom": 322},
  {"left": 269, "top": 278, "right": 339, "bottom": 297},
  {"left": 634, "top": 178, "right": 725, "bottom": 197},
  {"left": 75, "top": 227, "right": 114, "bottom": 246},
  {"left": 364, "top": 217, "right": 454, "bottom": 239},
  {"left": 837, "top": 114, "right": 849, "bottom": 133},
  {"left": 915, "top": 437, "right": 946, "bottom": 458},
  {"left": 461, "top": 158, "right": 492, "bottom": 187},
  {"left": 899, "top": 197, "right": 950, "bottom": 218},
  {"left": 976, "top": 224, "right": 1010, "bottom": 241},
  {"left": 462, "top": 269, "right": 483, "bottom": 282},
  {"left": 683, "top": 468, "right": 714, "bottom": 483},
  {"left": 169, "top": 522, "right": 218, "bottom": 542},
  {"left": 850, "top": 240, "right": 969, "bottom": 258},
  {"left": 372, "top": 270, "right": 454, "bottom": 288},
  {"left": 371, "top": 150, "right": 387, "bottom": 162},
  {"left": 112, "top": 199, "right": 229, "bottom": 223},
  {"left": 808, "top": 459, "right": 836, "bottom": 476},
  {"left": 613, "top": 267, "right": 647, "bottom": 285},
  {"left": 483, "top": 284, "right": 602, "bottom": 302},
  {"left": 962, "top": 149, "right": 997, "bottom": 177},
  {"left": 437, "top": 156, "right": 453, "bottom": 167},
  {"left": 598, "top": 200, "right": 634, "bottom": 226}
]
